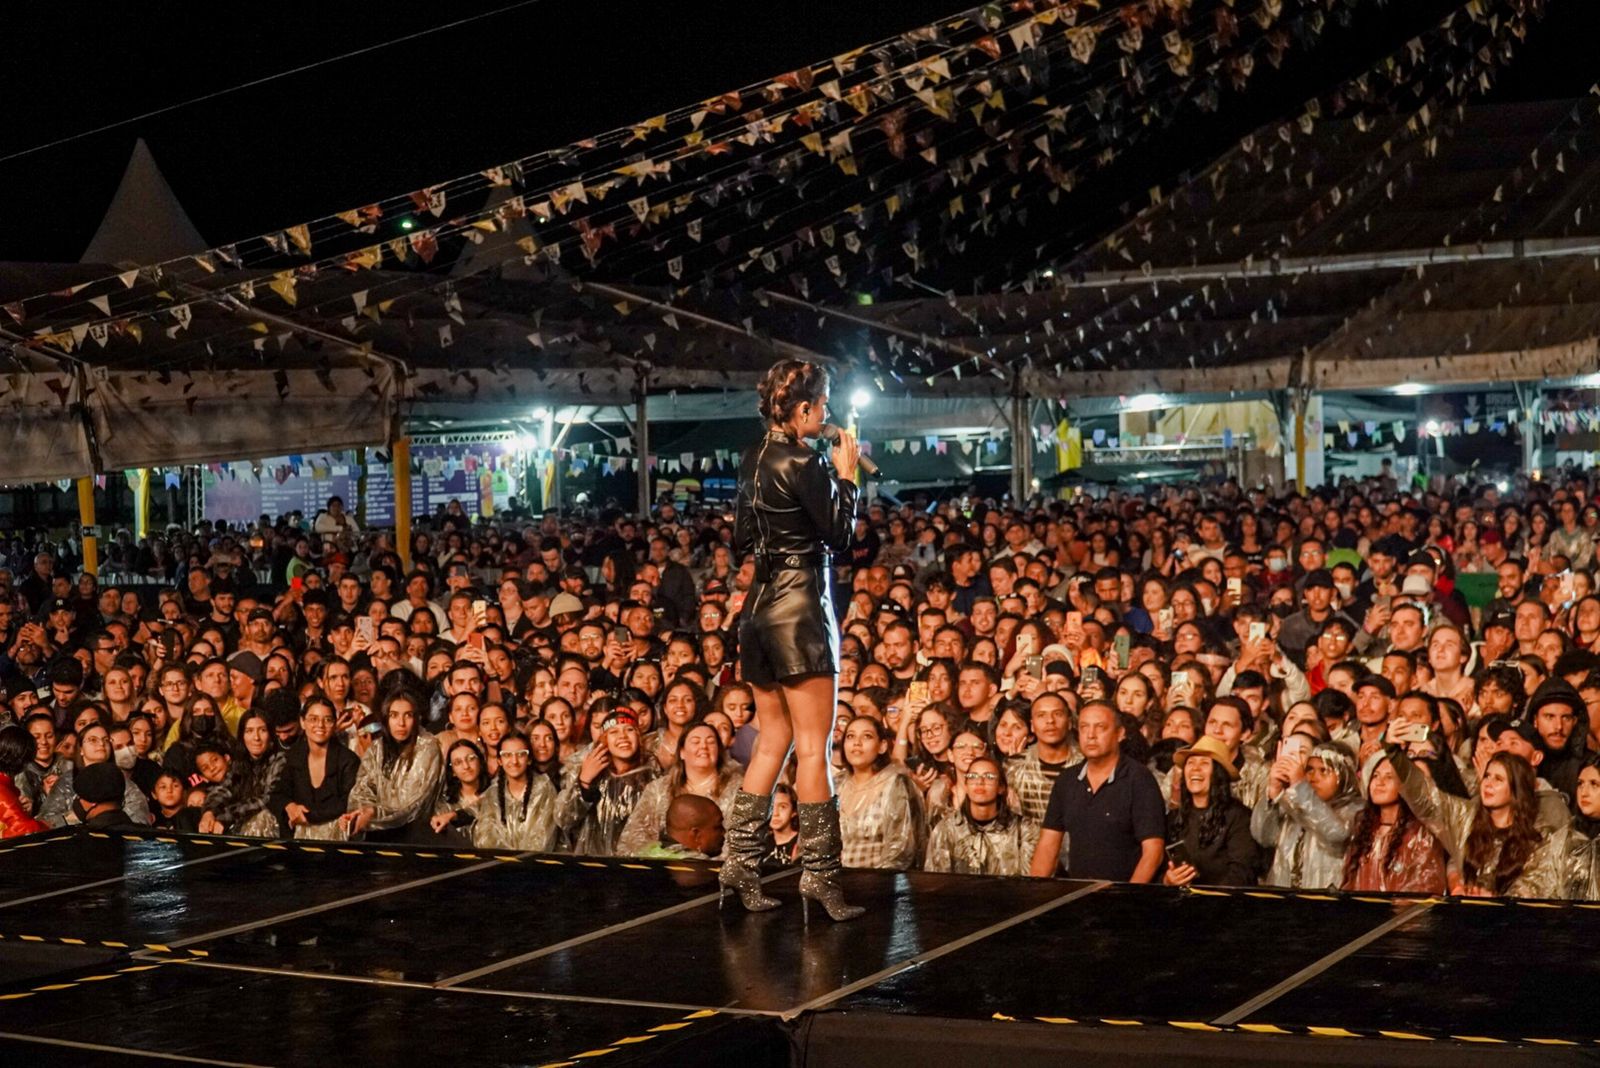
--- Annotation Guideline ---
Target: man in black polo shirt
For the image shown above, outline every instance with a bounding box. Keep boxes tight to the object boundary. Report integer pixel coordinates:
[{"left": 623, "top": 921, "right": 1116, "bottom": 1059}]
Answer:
[{"left": 1029, "top": 702, "right": 1165, "bottom": 882}]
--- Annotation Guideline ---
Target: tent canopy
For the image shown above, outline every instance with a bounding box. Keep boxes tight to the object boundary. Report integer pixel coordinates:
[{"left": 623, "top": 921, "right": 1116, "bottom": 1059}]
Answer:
[{"left": 0, "top": 0, "right": 1589, "bottom": 480}]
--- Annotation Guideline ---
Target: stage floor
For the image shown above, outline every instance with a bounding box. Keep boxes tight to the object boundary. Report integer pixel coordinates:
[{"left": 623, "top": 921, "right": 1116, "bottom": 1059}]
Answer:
[{"left": 0, "top": 829, "right": 1597, "bottom": 1066}]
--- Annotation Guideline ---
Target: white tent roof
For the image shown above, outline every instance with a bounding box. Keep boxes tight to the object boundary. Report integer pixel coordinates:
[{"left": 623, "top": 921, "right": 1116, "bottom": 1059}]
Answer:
[{"left": 80, "top": 138, "right": 206, "bottom": 266}]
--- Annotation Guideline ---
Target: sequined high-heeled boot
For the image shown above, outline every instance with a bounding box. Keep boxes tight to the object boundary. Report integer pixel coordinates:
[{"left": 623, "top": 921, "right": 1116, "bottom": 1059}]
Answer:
[
  {"left": 796, "top": 798, "right": 864, "bottom": 924},
  {"left": 718, "top": 790, "right": 782, "bottom": 912}
]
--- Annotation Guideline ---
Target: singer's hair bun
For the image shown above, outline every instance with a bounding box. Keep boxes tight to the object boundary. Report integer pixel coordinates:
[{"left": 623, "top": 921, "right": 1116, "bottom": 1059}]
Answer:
[{"left": 757, "top": 359, "right": 831, "bottom": 425}]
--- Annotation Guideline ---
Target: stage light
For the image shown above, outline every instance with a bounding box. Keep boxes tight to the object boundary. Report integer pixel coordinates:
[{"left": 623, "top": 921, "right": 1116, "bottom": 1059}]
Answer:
[
  {"left": 399, "top": 217, "right": 416, "bottom": 231},
  {"left": 1496, "top": 480, "right": 1509, "bottom": 493},
  {"left": 1391, "top": 383, "right": 1425, "bottom": 396},
  {"left": 531, "top": 407, "right": 550, "bottom": 421},
  {"left": 851, "top": 388, "right": 873, "bottom": 410},
  {"left": 1425, "top": 420, "right": 1440, "bottom": 435}
]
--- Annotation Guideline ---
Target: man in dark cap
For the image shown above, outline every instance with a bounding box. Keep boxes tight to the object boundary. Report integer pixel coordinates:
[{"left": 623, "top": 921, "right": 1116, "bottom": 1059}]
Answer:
[
  {"left": 240, "top": 608, "right": 278, "bottom": 660},
  {"left": 42, "top": 597, "right": 80, "bottom": 654},
  {"left": 1277, "top": 569, "right": 1367, "bottom": 670},
  {"left": 72, "top": 762, "right": 139, "bottom": 831}
]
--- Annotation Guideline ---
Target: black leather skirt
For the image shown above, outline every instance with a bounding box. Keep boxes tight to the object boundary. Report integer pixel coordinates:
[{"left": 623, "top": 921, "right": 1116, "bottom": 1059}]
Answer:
[{"left": 738, "top": 562, "right": 840, "bottom": 686}]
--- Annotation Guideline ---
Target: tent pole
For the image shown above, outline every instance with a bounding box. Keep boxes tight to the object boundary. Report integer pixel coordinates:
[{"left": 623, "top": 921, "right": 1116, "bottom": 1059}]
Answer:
[
  {"left": 134, "top": 468, "right": 150, "bottom": 541},
  {"left": 1293, "top": 391, "right": 1308, "bottom": 491},
  {"left": 392, "top": 436, "right": 413, "bottom": 573},
  {"left": 1009, "top": 370, "right": 1031, "bottom": 505},
  {"left": 77, "top": 477, "right": 98, "bottom": 576},
  {"left": 635, "top": 375, "right": 651, "bottom": 518}
]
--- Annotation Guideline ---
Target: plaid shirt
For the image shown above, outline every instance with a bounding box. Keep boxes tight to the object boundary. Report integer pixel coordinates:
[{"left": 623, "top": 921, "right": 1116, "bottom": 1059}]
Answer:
[{"left": 1006, "top": 744, "right": 1082, "bottom": 823}]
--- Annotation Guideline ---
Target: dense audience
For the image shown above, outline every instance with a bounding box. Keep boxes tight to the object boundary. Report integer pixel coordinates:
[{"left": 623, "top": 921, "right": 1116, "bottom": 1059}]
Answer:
[{"left": 4, "top": 469, "right": 1600, "bottom": 900}]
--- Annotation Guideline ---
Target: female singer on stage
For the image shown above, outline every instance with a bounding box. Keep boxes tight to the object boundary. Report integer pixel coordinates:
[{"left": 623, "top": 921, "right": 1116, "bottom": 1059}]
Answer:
[{"left": 721, "top": 358, "right": 863, "bottom": 922}]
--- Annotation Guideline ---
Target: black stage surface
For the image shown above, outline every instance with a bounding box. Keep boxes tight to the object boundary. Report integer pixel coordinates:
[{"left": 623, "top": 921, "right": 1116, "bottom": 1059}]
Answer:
[{"left": 0, "top": 829, "right": 1598, "bottom": 1066}]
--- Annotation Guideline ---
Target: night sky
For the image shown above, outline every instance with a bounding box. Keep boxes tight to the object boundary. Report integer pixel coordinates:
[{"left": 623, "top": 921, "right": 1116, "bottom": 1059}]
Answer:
[{"left": 3, "top": 0, "right": 1598, "bottom": 266}]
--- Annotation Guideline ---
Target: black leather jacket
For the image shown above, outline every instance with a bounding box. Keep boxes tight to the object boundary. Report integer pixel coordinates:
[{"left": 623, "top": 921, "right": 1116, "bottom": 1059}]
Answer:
[{"left": 735, "top": 430, "right": 857, "bottom": 558}]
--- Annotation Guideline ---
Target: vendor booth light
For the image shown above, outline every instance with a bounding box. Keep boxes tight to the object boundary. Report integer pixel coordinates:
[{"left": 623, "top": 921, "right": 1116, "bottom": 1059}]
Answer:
[{"left": 1125, "top": 393, "right": 1164, "bottom": 412}]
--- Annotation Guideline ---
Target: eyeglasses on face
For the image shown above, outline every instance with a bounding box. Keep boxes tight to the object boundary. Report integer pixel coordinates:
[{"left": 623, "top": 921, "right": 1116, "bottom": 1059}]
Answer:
[
  {"left": 950, "top": 740, "right": 985, "bottom": 751},
  {"left": 499, "top": 749, "right": 531, "bottom": 759},
  {"left": 964, "top": 772, "right": 1000, "bottom": 783}
]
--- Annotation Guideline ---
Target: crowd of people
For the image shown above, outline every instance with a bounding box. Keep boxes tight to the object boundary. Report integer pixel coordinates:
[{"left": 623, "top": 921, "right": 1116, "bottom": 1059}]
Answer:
[{"left": 4, "top": 468, "right": 1600, "bottom": 901}]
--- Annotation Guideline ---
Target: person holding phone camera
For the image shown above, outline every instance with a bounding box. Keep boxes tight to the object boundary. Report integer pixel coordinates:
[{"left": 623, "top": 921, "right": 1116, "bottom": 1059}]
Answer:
[
  {"left": 1384, "top": 718, "right": 1568, "bottom": 898},
  {"left": 1252, "top": 735, "right": 1362, "bottom": 889},
  {"left": 1163, "top": 736, "right": 1259, "bottom": 887}
]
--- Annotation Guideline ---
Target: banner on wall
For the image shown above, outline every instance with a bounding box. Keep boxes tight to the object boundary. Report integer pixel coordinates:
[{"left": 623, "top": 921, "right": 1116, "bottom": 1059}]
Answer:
[{"left": 201, "top": 444, "right": 522, "bottom": 526}]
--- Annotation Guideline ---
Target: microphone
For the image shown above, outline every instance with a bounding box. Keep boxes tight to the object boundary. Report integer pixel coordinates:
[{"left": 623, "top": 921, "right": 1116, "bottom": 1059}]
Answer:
[{"left": 820, "top": 423, "right": 881, "bottom": 477}]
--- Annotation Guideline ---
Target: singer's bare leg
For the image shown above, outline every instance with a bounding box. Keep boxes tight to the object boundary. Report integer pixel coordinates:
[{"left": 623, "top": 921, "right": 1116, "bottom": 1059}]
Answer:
[{"left": 743, "top": 674, "right": 835, "bottom": 802}]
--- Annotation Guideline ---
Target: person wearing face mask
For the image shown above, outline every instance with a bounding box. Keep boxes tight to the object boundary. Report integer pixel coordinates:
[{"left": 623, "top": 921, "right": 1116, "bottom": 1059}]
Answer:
[
  {"left": 1276, "top": 570, "right": 1371, "bottom": 671},
  {"left": 1330, "top": 562, "right": 1365, "bottom": 620},
  {"left": 161, "top": 695, "right": 228, "bottom": 790},
  {"left": 38, "top": 722, "right": 151, "bottom": 829},
  {"left": 1260, "top": 546, "right": 1294, "bottom": 590},
  {"left": 108, "top": 723, "right": 160, "bottom": 798}
]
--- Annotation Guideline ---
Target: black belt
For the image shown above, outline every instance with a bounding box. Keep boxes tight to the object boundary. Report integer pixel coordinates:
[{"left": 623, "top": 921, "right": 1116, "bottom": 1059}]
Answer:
[{"left": 755, "top": 550, "right": 830, "bottom": 576}]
